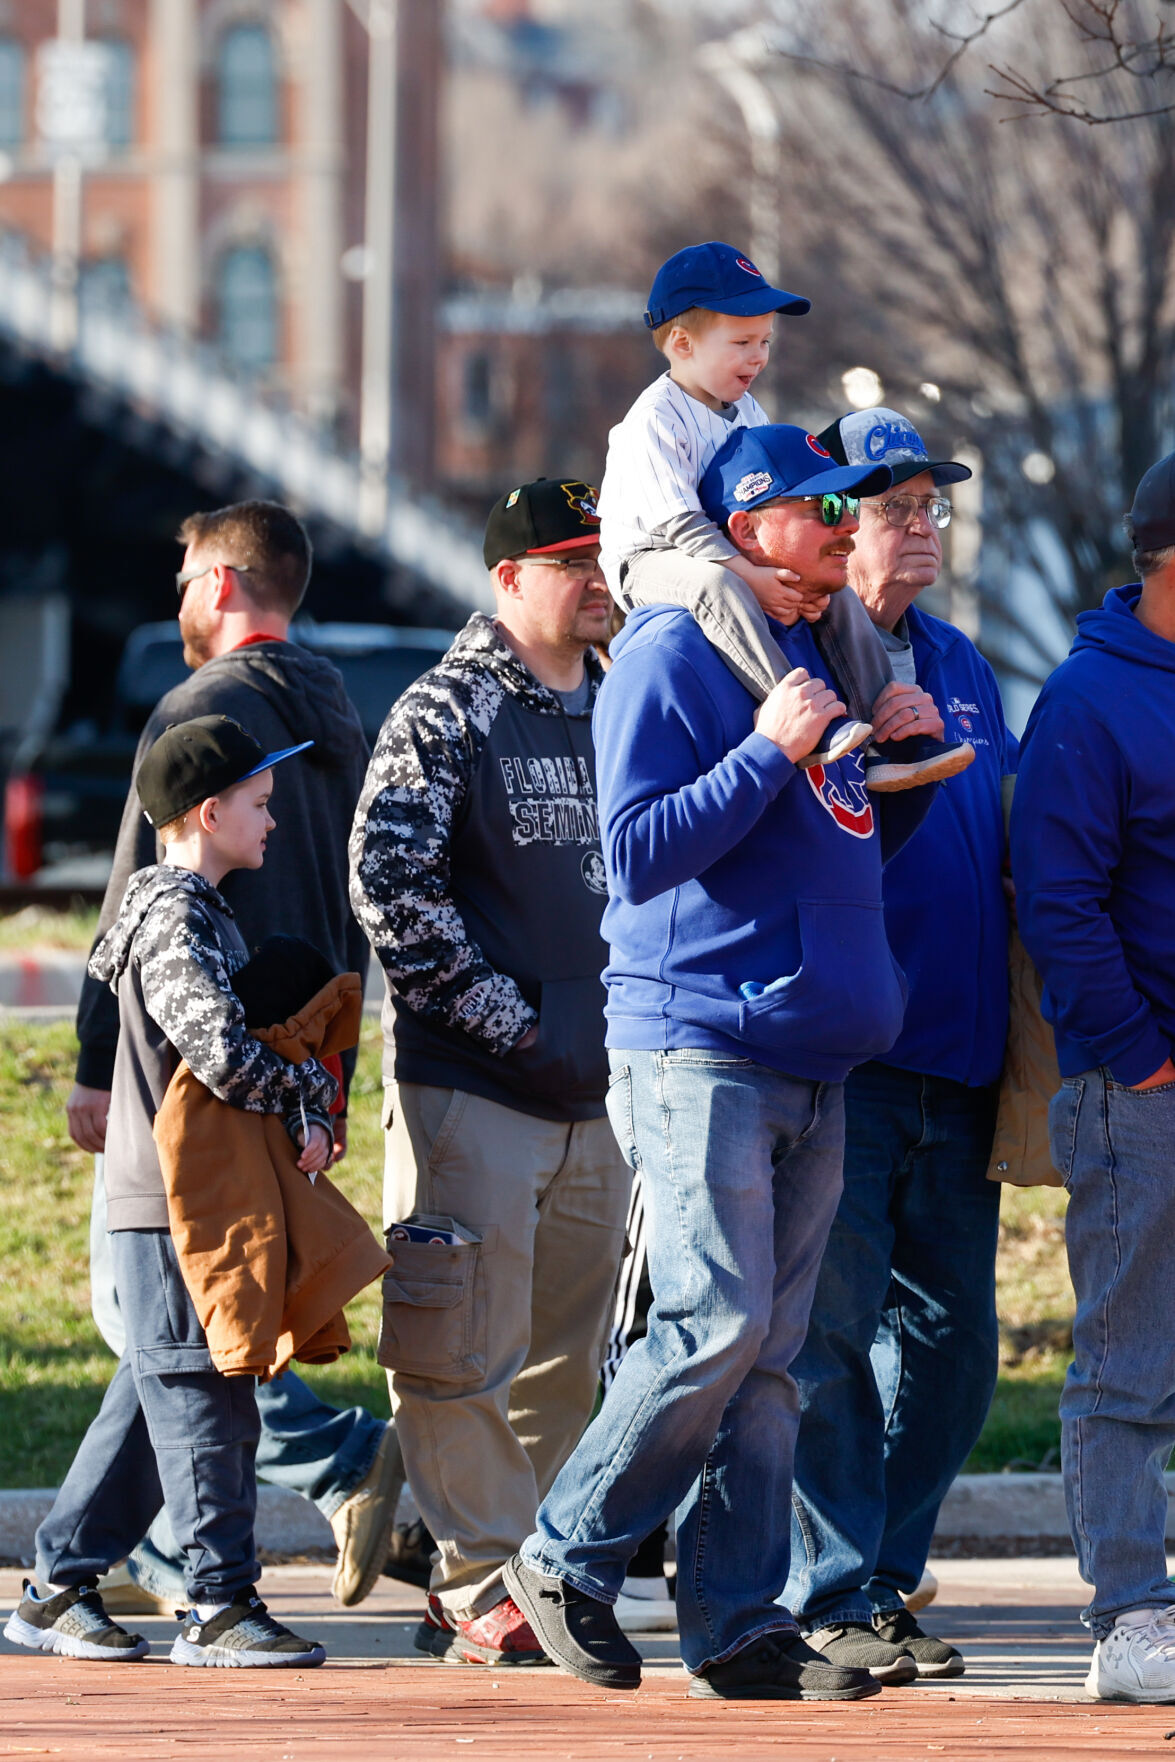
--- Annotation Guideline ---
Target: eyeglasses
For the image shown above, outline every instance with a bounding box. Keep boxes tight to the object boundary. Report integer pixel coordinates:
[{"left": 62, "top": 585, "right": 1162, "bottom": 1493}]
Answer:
[
  {"left": 874, "top": 494, "right": 953, "bottom": 530},
  {"left": 174, "top": 562, "right": 250, "bottom": 601},
  {"left": 794, "top": 492, "right": 861, "bottom": 527},
  {"left": 517, "top": 556, "right": 602, "bottom": 579}
]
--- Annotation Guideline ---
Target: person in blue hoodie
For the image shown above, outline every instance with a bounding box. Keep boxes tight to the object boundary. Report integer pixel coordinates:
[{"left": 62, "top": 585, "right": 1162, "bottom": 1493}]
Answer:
[
  {"left": 783, "top": 409, "right": 1017, "bottom": 1684},
  {"left": 504, "top": 425, "right": 939, "bottom": 1704},
  {"left": 1012, "top": 451, "right": 1175, "bottom": 1705}
]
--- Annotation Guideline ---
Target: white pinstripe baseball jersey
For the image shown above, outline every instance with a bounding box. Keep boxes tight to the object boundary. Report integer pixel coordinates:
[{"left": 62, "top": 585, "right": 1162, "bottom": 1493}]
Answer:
[{"left": 598, "top": 371, "right": 771, "bottom": 596}]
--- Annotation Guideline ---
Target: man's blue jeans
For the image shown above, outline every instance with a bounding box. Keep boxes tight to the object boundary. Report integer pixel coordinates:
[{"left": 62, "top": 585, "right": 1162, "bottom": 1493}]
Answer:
[
  {"left": 90, "top": 1159, "right": 386, "bottom": 1600},
  {"left": 521, "top": 1049, "right": 846, "bottom": 1674},
  {"left": 1051, "top": 1070, "right": 1175, "bottom": 1638},
  {"left": 786, "top": 1061, "right": 1000, "bottom": 1629}
]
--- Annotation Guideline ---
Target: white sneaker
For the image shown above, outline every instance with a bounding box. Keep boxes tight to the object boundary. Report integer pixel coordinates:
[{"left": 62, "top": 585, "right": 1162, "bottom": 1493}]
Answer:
[
  {"left": 613, "top": 1576, "right": 677, "bottom": 1634},
  {"left": 1087, "top": 1605, "right": 1175, "bottom": 1702}
]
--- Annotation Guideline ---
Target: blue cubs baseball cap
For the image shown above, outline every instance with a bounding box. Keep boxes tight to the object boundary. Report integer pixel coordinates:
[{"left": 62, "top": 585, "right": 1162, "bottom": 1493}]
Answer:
[
  {"left": 818, "top": 406, "right": 972, "bottom": 489},
  {"left": 645, "top": 242, "right": 810, "bottom": 330},
  {"left": 699, "top": 424, "right": 893, "bottom": 526},
  {"left": 1128, "top": 450, "right": 1175, "bottom": 552}
]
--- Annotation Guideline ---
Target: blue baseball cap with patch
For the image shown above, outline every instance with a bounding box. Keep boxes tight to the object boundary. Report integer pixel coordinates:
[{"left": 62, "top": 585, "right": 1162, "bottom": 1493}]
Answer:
[
  {"left": 818, "top": 406, "right": 972, "bottom": 489},
  {"left": 699, "top": 424, "right": 893, "bottom": 526},
  {"left": 645, "top": 241, "right": 810, "bottom": 330}
]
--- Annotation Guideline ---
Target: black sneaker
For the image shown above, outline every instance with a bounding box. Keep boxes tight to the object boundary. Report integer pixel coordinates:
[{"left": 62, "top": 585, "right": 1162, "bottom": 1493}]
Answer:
[
  {"left": 4, "top": 1578, "right": 149, "bottom": 1662},
  {"left": 689, "top": 1630, "right": 882, "bottom": 1701},
  {"left": 873, "top": 1606, "right": 964, "bottom": 1678},
  {"left": 169, "top": 1592, "right": 325, "bottom": 1669},
  {"left": 863, "top": 737, "right": 975, "bottom": 792},
  {"left": 383, "top": 1516, "right": 435, "bottom": 1591},
  {"left": 806, "top": 1620, "right": 918, "bottom": 1684},
  {"left": 795, "top": 717, "right": 874, "bottom": 770},
  {"left": 503, "top": 1553, "right": 640, "bottom": 1690}
]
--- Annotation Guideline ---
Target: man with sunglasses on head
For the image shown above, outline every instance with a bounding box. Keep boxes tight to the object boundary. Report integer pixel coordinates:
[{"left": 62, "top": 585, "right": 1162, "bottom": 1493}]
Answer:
[
  {"left": 783, "top": 409, "right": 1018, "bottom": 1684},
  {"left": 349, "top": 478, "right": 632, "bottom": 1668},
  {"left": 67, "top": 501, "right": 401, "bottom": 1615},
  {"left": 502, "top": 427, "right": 939, "bottom": 1703}
]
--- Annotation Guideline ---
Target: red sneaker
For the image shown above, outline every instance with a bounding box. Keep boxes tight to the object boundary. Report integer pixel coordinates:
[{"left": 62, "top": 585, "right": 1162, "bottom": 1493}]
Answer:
[
  {"left": 413, "top": 1592, "right": 453, "bottom": 1659},
  {"left": 443, "top": 1594, "right": 549, "bottom": 1667}
]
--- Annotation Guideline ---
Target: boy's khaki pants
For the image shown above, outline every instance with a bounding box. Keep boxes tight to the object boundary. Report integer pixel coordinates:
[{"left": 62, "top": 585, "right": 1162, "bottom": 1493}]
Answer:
[{"left": 382, "top": 1082, "right": 631, "bottom": 1620}]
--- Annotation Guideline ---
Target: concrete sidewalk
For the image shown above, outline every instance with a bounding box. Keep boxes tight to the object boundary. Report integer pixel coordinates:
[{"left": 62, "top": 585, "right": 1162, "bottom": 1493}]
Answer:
[{"left": 2, "top": 1559, "right": 1173, "bottom": 1760}]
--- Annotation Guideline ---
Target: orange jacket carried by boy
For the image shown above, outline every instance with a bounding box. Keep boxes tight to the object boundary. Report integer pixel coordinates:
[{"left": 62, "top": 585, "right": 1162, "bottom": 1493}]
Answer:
[{"left": 154, "top": 970, "right": 392, "bottom": 1379}]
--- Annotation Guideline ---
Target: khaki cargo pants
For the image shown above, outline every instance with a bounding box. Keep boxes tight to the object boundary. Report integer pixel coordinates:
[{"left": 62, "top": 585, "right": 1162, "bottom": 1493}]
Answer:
[{"left": 381, "top": 1082, "right": 631, "bottom": 1619}]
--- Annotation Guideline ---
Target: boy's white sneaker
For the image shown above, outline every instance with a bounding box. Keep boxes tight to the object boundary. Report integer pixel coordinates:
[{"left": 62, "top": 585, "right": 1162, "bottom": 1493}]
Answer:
[{"left": 1086, "top": 1605, "right": 1175, "bottom": 1702}]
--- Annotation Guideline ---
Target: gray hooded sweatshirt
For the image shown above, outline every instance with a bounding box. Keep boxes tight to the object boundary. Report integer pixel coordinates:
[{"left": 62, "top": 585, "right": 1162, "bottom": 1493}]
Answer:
[{"left": 91, "top": 865, "right": 337, "bottom": 1231}]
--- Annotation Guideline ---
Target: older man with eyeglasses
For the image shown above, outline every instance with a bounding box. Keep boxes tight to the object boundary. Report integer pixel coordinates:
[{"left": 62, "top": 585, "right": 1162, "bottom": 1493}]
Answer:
[{"left": 782, "top": 408, "right": 1019, "bottom": 1685}]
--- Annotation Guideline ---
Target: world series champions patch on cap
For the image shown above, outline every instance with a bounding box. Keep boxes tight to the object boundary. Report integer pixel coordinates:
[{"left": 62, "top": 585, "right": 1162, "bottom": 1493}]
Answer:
[
  {"left": 136, "top": 714, "right": 313, "bottom": 829},
  {"left": 483, "top": 478, "right": 601, "bottom": 570}
]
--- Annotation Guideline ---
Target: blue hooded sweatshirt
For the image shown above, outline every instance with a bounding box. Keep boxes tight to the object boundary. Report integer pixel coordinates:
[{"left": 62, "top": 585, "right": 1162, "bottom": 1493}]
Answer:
[
  {"left": 594, "top": 605, "right": 932, "bottom": 1083},
  {"left": 878, "top": 604, "right": 1017, "bottom": 1087},
  {"left": 1012, "top": 583, "right": 1175, "bottom": 1085}
]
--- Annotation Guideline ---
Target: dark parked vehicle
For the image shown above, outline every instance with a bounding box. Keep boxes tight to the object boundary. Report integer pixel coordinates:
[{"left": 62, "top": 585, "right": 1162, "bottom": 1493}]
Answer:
[{"left": 3, "top": 621, "right": 458, "bottom": 879}]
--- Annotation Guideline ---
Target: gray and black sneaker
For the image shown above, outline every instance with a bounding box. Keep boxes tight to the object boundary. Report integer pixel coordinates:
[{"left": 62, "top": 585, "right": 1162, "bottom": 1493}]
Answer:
[
  {"left": 873, "top": 1606, "right": 964, "bottom": 1678},
  {"left": 170, "top": 1592, "right": 325, "bottom": 1669},
  {"left": 4, "top": 1578, "right": 149, "bottom": 1662},
  {"left": 805, "top": 1620, "right": 918, "bottom": 1684},
  {"left": 689, "top": 1630, "right": 882, "bottom": 1701}
]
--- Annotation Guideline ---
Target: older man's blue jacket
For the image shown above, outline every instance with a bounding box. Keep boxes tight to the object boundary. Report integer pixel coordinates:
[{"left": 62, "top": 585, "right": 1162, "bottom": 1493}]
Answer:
[{"left": 879, "top": 603, "right": 1017, "bottom": 1088}]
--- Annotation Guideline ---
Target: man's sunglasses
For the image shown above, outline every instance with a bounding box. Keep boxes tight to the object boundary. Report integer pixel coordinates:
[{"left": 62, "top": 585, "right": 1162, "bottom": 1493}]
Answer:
[
  {"left": 175, "top": 562, "right": 251, "bottom": 601},
  {"left": 794, "top": 492, "right": 861, "bottom": 527}
]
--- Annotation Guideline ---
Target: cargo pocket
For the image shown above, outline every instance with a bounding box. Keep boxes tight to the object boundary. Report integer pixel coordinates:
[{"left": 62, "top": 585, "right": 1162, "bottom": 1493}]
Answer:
[
  {"left": 376, "top": 1226, "right": 484, "bottom": 1384},
  {"left": 135, "top": 1343, "right": 255, "bottom": 1449}
]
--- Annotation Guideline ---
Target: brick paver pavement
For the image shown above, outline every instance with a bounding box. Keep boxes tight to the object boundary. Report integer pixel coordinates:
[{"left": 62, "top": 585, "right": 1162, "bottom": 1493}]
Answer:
[{"left": 4, "top": 1559, "right": 1175, "bottom": 1760}]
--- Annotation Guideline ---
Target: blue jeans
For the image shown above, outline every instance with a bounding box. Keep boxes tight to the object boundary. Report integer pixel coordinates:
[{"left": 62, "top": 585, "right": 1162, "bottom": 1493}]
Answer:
[
  {"left": 37, "top": 1230, "right": 260, "bottom": 1604},
  {"left": 1051, "top": 1069, "right": 1175, "bottom": 1638},
  {"left": 785, "top": 1062, "right": 1000, "bottom": 1628},
  {"left": 89, "top": 1161, "right": 385, "bottom": 1600},
  {"left": 521, "top": 1049, "right": 846, "bottom": 1674}
]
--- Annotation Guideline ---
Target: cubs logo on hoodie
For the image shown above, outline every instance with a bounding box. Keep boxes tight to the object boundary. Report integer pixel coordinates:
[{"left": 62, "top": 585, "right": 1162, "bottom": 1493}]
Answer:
[{"left": 805, "top": 756, "right": 874, "bottom": 839}]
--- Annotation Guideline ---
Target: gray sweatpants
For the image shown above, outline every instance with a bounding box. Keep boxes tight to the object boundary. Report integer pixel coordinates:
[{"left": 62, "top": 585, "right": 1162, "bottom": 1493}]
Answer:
[{"left": 620, "top": 549, "right": 894, "bottom": 720}]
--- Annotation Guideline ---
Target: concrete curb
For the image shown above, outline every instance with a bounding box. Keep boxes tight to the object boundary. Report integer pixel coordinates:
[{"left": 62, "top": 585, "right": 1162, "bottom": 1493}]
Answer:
[{"left": 1, "top": 1473, "right": 1173, "bottom": 1566}]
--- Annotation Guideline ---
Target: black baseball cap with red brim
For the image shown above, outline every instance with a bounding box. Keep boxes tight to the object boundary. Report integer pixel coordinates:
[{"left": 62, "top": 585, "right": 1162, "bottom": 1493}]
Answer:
[{"left": 483, "top": 478, "right": 601, "bottom": 569}]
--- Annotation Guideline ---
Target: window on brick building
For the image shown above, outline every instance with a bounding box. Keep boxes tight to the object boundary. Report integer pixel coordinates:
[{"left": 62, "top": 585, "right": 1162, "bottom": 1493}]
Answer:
[
  {"left": 464, "top": 352, "right": 493, "bottom": 427},
  {"left": 218, "top": 245, "right": 278, "bottom": 370},
  {"left": 82, "top": 256, "right": 131, "bottom": 312},
  {"left": 100, "top": 40, "right": 135, "bottom": 150},
  {"left": 0, "top": 40, "right": 24, "bottom": 149},
  {"left": 217, "top": 24, "right": 278, "bottom": 146}
]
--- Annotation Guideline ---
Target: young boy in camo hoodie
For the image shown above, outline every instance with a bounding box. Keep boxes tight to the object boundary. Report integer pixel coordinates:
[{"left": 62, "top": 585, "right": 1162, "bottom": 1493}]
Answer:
[{"left": 5, "top": 715, "right": 337, "bottom": 1670}]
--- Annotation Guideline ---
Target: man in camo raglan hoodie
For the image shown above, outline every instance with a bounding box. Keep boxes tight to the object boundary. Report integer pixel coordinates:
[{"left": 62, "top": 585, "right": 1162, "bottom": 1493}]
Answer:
[{"left": 349, "top": 478, "right": 632, "bottom": 1667}]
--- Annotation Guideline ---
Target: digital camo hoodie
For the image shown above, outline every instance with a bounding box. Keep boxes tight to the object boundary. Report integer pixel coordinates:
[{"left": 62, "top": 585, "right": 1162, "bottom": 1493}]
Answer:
[
  {"left": 91, "top": 865, "right": 337, "bottom": 1231},
  {"left": 349, "top": 613, "right": 610, "bottom": 1122},
  {"left": 75, "top": 639, "right": 370, "bottom": 1098}
]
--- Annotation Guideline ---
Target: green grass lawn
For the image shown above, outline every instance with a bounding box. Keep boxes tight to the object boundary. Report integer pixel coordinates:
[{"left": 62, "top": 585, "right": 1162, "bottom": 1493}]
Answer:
[
  {"left": 0, "top": 1015, "right": 1069, "bottom": 1485},
  {"left": 0, "top": 906, "right": 100, "bottom": 953}
]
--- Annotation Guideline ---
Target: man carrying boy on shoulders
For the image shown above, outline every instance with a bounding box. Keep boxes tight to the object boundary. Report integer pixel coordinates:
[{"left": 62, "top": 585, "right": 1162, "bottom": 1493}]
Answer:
[{"left": 505, "top": 425, "right": 939, "bottom": 1702}]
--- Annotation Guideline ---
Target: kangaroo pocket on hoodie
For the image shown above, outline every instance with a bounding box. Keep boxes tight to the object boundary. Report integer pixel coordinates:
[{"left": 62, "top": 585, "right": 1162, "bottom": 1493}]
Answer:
[
  {"left": 500, "top": 974, "right": 610, "bottom": 1104},
  {"left": 736, "top": 898, "right": 907, "bottom": 1068}
]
